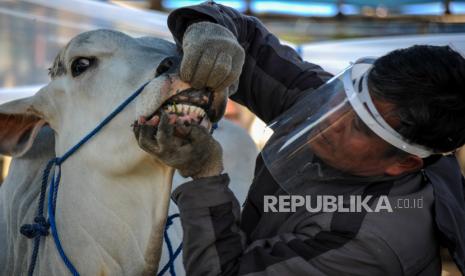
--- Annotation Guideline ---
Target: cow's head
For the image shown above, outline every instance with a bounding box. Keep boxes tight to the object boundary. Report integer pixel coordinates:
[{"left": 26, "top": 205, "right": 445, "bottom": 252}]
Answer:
[{"left": 0, "top": 29, "right": 228, "bottom": 174}]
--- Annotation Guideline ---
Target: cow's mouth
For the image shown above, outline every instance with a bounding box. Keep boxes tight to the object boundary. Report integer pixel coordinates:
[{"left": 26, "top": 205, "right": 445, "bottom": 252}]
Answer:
[
  {"left": 134, "top": 87, "right": 213, "bottom": 133},
  {"left": 133, "top": 56, "right": 224, "bottom": 137}
]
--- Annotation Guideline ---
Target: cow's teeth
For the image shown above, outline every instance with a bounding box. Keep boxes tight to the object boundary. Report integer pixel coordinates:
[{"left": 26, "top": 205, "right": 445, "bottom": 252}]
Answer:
[
  {"left": 192, "top": 106, "right": 205, "bottom": 117},
  {"left": 161, "top": 103, "right": 206, "bottom": 118}
]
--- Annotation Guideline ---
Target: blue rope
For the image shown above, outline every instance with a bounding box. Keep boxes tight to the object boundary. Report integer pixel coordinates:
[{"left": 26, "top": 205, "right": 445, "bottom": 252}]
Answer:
[
  {"left": 209, "top": 122, "right": 219, "bottom": 134},
  {"left": 49, "top": 163, "right": 80, "bottom": 275},
  {"left": 158, "top": 213, "right": 182, "bottom": 276},
  {"left": 20, "top": 81, "right": 149, "bottom": 276},
  {"left": 20, "top": 158, "right": 55, "bottom": 275}
]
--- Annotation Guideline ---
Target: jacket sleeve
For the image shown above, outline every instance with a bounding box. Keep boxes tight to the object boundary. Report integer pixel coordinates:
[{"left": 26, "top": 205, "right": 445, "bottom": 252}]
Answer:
[
  {"left": 167, "top": 2, "right": 333, "bottom": 124},
  {"left": 171, "top": 175, "right": 403, "bottom": 276}
]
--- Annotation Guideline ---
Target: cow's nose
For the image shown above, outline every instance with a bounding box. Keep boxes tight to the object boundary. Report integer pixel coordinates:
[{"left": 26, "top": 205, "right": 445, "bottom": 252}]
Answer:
[{"left": 155, "top": 56, "right": 180, "bottom": 77}]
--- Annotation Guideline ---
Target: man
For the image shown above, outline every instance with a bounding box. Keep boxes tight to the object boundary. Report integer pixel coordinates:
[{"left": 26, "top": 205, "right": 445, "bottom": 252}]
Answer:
[{"left": 136, "top": 2, "right": 465, "bottom": 275}]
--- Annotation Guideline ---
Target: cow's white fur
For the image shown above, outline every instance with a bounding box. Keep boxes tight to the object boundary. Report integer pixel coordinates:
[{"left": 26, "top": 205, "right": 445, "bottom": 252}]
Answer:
[{"left": 0, "top": 29, "right": 241, "bottom": 275}]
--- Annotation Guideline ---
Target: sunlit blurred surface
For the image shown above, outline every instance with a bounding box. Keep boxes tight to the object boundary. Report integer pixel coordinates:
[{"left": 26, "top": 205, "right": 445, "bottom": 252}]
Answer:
[
  {"left": 163, "top": 0, "right": 246, "bottom": 10},
  {"left": 163, "top": 0, "right": 465, "bottom": 16},
  {"left": 0, "top": 85, "right": 43, "bottom": 103},
  {"left": 299, "top": 33, "right": 465, "bottom": 74},
  {"left": 0, "top": 0, "right": 170, "bottom": 90},
  {"left": 1, "top": 157, "right": 11, "bottom": 181},
  {"left": 162, "top": 0, "right": 359, "bottom": 16},
  {"left": 402, "top": 2, "right": 465, "bottom": 14}
]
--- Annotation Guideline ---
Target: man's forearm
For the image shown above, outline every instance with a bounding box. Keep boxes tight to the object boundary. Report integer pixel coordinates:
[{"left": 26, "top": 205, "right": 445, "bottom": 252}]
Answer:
[{"left": 171, "top": 174, "right": 244, "bottom": 275}]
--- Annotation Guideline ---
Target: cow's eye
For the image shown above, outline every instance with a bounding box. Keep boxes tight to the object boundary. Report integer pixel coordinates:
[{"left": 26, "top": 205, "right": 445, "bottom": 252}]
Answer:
[{"left": 71, "top": 57, "right": 94, "bottom": 77}]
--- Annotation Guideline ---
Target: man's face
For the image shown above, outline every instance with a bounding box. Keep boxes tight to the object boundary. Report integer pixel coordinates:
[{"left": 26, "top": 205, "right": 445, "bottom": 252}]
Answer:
[{"left": 308, "top": 99, "right": 413, "bottom": 176}]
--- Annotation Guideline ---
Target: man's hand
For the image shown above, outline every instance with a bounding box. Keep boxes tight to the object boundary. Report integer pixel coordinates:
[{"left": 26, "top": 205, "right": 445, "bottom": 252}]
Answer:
[
  {"left": 134, "top": 112, "right": 223, "bottom": 179},
  {"left": 181, "top": 21, "right": 245, "bottom": 94}
]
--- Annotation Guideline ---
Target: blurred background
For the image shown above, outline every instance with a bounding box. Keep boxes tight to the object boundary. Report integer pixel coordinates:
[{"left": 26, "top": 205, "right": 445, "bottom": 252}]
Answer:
[
  {"left": 0, "top": 1, "right": 464, "bottom": 274},
  {"left": 142, "top": 0, "right": 465, "bottom": 42}
]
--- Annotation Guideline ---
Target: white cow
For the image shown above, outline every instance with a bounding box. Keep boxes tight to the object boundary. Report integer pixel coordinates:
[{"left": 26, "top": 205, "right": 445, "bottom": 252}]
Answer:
[{"left": 0, "top": 29, "right": 256, "bottom": 275}]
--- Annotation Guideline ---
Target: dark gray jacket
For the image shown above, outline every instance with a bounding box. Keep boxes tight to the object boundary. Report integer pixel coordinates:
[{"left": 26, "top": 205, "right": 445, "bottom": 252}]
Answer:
[{"left": 168, "top": 2, "right": 444, "bottom": 275}]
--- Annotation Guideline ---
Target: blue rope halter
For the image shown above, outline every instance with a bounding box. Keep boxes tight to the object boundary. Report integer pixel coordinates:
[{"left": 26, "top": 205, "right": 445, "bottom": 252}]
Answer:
[
  {"left": 158, "top": 213, "right": 183, "bottom": 276},
  {"left": 19, "top": 80, "right": 192, "bottom": 276}
]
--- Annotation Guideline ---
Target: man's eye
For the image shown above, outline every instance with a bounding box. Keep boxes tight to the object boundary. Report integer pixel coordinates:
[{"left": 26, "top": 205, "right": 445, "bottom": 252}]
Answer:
[
  {"left": 353, "top": 117, "right": 362, "bottom": 131},
  {"left": 71, "top": 57, "right": 95, "bottom": 77}
]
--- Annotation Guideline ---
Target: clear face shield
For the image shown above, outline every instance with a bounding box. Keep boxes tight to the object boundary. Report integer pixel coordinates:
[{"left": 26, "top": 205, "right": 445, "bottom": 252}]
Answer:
[{"left": 262, "top": 58, "right": 435, "bottom": 193}]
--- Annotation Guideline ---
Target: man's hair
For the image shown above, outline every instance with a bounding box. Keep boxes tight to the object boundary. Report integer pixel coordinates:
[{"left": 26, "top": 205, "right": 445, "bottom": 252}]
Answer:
[{"left": 368, "top": 45, "right": 465, "bottom": 154}]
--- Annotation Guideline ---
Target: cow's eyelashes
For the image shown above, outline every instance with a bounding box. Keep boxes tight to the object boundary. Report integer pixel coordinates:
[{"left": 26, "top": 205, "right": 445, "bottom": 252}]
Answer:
[{"left": 71, "top": 57, "right": 96, "bottom": 77}]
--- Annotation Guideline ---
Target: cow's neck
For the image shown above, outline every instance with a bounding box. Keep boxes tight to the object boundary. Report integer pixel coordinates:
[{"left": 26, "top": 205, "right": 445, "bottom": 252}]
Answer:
[{"left": 50, "top": 153, "right": 174, "bottom": 275}]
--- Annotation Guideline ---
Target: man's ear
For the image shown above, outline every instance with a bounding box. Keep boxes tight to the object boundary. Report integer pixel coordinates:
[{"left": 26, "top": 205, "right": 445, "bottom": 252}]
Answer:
[
  {"left": 0, "top": 91, "right": 48, "bottom": 157},
  {"left": 384, "top": 155, "right": 424, "bottom": 176}
]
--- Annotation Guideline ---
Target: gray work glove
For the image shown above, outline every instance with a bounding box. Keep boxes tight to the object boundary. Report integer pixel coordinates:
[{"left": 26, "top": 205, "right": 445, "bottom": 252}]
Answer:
[
  {"left": 181, "top": 21, "right": 245, "bottom": 94},
  {"left": 133, "top": 112, "right": 224, "bottom": 179}
]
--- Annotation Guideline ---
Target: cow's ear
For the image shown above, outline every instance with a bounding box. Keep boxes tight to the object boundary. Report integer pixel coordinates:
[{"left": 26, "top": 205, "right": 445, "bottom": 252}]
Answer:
[{"left": 0, "top": 96, "right": 47, "bottom": 157}]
